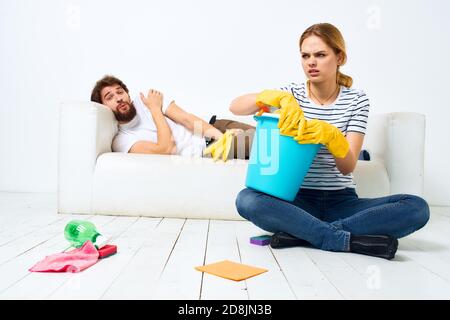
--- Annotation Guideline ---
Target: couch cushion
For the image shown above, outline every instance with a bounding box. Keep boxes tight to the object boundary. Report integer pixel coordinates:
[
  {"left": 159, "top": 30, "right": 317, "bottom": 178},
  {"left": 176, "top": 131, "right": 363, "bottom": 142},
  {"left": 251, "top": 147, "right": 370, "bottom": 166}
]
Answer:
[
  {"left": 91, "top": 153, "right": 390, "bottom": 219},
  {"left": 353, "top": 159, "right": 390, "bottom": 198},
  {"left": 92, "top": 153, "right": 248, "bottom": 220}
]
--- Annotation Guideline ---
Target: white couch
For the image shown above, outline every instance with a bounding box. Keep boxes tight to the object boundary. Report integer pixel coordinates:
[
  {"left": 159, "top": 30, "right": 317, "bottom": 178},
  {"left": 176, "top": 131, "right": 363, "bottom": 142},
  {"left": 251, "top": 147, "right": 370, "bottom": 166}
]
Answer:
[{"left": 57, "top": 102, "right": 425, "bottom": 220}]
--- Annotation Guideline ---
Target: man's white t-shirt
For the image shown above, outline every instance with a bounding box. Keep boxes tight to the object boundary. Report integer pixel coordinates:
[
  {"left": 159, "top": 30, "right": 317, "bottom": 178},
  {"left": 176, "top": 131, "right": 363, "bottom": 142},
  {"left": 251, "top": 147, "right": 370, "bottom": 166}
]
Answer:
[{"left": 111, "top": 94, "right": 206, "bottom": 157}]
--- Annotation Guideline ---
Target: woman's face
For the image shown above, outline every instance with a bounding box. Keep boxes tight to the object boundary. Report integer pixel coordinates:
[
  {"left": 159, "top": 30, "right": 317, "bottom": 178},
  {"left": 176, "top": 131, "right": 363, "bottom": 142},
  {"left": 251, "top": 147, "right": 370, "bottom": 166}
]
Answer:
[{"left": 300, "top": 35, "right": 342, "bottom": 84}]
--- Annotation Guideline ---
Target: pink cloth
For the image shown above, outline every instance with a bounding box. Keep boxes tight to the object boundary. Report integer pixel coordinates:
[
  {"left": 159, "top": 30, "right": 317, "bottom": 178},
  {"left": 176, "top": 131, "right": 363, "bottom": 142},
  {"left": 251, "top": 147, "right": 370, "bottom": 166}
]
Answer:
[{"left": 29, "top": 240, "right": 99, "bottom": 273}]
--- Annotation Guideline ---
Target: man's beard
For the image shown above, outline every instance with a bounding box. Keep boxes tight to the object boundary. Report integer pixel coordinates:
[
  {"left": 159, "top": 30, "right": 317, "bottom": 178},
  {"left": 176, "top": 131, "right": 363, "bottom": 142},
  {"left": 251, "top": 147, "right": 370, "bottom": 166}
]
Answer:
[{"left": 114, "top": 102, "right": 137, "bottom": 123}]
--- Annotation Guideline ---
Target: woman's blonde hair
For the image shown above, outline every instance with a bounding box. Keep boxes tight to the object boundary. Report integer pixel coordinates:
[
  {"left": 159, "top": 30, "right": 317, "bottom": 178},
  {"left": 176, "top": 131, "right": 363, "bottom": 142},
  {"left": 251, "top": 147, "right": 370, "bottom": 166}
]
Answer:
[{"left": 299, "top": 23, "right": 353, "bottom": 88}]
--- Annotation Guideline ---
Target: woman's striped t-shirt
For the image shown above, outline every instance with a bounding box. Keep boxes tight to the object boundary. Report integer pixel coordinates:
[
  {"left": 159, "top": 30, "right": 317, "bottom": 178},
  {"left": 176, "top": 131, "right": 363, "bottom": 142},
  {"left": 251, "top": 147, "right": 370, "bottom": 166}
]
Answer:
[{"left": 279, "top": 82, "right": 370, "bottom": 190}]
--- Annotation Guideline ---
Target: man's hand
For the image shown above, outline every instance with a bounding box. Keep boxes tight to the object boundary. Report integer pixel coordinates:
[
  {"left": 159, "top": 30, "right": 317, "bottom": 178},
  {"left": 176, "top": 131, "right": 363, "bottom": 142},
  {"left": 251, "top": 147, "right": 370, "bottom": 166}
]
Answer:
[
  {"left": 203, "top": 129, "right": 244, "bottom": 162},
  {"left": 140, "top": 89, "right": 163, "bottom": 112},
  {"left": 228, "top": 128, "right": 244, "bottom": 136},
  {"left": 209, "top": 128, "right": 243, "bottom": 141}
]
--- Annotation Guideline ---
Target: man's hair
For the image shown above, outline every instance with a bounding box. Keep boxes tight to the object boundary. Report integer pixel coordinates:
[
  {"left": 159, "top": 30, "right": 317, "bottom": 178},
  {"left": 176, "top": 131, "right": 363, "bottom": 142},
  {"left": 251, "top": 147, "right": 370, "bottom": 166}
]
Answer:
[{"left": 90, "top": 75, "right": 129, "bottom": 104}]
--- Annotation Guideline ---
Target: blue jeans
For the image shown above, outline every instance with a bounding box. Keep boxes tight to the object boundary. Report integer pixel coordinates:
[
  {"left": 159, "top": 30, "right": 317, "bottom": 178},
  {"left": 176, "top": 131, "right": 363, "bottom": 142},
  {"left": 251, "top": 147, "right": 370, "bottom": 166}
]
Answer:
[{"left": 235, "top": 187, "right": 429, "bottom": 252}]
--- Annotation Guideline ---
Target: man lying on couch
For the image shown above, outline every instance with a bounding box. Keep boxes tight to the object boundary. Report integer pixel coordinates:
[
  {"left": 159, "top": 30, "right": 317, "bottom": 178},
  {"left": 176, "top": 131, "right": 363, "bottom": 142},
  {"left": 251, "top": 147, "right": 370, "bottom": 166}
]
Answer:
[{"left": 90, "top": 75, "right": 255, "bottom": 160}]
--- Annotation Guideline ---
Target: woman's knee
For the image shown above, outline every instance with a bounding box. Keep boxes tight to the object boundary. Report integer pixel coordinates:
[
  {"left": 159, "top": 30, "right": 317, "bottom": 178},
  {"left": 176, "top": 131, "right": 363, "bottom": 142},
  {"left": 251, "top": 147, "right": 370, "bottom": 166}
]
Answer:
[
  {"left": 405, "top": 194, "right": 430, "bottom": 229},
  {"left": 235, "top": 188, "right": 260, "bottom": 220}
]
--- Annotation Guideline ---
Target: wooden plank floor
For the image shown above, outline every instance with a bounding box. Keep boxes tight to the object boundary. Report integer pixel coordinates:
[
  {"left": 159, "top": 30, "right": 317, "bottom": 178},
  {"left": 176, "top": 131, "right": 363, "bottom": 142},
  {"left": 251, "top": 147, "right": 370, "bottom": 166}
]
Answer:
[{"left": 1, "top": 192, "right": 450, "bottom": 300}]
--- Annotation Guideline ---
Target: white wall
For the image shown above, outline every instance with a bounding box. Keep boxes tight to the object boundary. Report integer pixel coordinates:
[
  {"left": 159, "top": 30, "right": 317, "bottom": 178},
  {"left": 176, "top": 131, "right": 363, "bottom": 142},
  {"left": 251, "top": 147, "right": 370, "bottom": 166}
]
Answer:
[{"left": 1, "top": 0, "right": 449, "bottom": 205}]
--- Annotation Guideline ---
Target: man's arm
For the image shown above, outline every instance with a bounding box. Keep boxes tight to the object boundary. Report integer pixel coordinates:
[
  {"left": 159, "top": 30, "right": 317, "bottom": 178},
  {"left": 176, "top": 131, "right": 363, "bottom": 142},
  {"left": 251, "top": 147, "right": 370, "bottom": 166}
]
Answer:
[
  {"left": 165, "top": 102, "right": 223, "bottom": 140},
  {"left": 129, "top": 139, "right": 175, "bottom": 154},
  {"left": 130, "top": 90, "right": 176, "bottom": 155}
]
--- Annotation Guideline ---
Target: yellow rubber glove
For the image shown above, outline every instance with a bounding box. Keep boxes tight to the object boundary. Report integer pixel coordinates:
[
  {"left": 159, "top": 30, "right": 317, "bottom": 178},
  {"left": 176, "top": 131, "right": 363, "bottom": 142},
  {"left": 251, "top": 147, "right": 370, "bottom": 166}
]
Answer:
[
  {"left": 203, "top": 130, "right": 234, "bottom": 162},
  {"left": 256, "top": 90, "right": 306, "bottom": 136},
  {"left": 278, "top": 103, "right": 306, "bottom": 137},
  {"left": 294, "top": 119, "right": 349, "bottom": 158}
]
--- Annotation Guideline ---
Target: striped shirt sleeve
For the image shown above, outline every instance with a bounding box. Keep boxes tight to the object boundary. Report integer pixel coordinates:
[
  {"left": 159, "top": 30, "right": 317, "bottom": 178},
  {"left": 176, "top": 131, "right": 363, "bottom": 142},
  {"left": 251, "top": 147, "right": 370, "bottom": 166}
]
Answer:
[
  {"left": 279, "top": 83, "right": 298, "bottom": 95},
  {"left": 347, "top": 91, "right": 370, "bottom": 134}
]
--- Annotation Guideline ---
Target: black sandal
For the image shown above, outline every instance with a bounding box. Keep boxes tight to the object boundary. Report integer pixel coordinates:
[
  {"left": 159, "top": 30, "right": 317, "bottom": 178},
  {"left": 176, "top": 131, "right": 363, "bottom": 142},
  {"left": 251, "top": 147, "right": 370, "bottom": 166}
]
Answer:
[{"left": 270, "top": 232, "right": 312, "bottom": 249}]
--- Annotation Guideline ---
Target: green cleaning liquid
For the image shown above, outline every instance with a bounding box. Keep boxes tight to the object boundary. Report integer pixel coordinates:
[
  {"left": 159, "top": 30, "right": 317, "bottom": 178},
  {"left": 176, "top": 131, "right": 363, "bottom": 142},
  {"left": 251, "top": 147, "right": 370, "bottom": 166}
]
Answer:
[{"left": 64, "top": 220, "right": 101, "bottom": 248}]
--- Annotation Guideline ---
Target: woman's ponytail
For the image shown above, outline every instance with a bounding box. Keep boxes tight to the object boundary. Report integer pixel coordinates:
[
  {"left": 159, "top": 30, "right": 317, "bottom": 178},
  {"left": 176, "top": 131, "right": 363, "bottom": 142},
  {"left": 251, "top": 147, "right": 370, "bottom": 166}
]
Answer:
[{"left": 337, "top": 69, "right": 353, "bottom": 88}]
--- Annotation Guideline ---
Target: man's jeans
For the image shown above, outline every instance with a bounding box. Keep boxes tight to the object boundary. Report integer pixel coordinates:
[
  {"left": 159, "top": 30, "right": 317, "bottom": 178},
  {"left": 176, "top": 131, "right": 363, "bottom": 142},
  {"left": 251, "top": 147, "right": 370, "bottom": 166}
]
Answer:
[{"left": 236, "top": 187, "right": 430, "bottom": 252}]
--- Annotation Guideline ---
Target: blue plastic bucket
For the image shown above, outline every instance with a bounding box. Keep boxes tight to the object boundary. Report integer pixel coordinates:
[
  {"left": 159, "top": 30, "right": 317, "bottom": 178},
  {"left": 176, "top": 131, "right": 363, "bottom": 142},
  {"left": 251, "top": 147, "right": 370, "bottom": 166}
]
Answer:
[{"left": 245, "top": 113, "right": 321, "bottom": 201}]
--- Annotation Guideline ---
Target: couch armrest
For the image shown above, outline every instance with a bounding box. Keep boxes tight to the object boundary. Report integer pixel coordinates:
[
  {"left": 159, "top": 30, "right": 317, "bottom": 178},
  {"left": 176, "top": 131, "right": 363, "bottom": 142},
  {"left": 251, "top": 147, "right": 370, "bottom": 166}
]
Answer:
[
  {"left": 386, "top": 112, "right": 425, "bottom": 196},
  {"left": 58, "top": 101, "right": 117, "bottom": 214},
  {"left": 363, "top": 112, "right": 425, "bottom": 196}
]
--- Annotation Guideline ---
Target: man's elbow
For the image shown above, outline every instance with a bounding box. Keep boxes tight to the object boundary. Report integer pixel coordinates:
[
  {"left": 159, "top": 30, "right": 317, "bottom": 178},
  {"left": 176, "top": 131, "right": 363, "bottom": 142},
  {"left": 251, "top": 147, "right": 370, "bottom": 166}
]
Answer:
[{"left": 161, "top": 142, "right": 177, "bottom": 155}]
